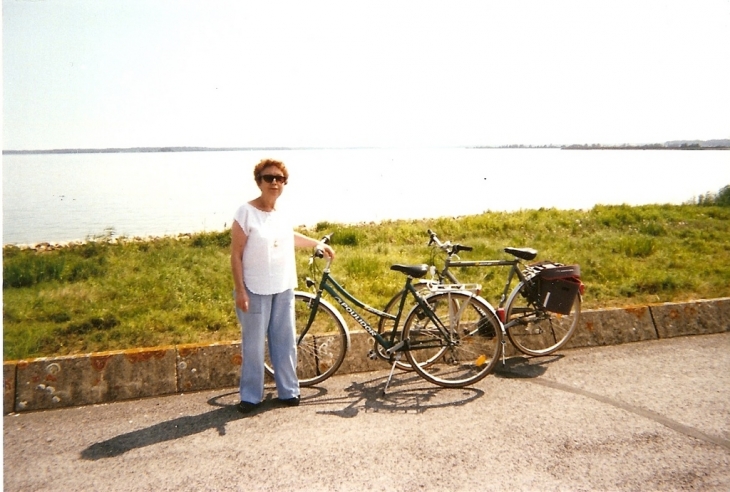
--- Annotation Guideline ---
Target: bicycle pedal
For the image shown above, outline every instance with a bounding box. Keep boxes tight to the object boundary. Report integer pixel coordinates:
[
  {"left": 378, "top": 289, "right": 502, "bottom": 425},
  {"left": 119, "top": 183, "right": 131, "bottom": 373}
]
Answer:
[{"left": 368, "top": 350, "right": 378, "bottom": 360}]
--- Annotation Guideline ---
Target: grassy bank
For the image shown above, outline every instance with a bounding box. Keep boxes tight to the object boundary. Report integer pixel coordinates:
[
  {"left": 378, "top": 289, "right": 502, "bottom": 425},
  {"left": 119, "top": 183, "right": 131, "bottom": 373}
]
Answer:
[{"left": 4, "top": 202, "right": 730, "bottom": 360}]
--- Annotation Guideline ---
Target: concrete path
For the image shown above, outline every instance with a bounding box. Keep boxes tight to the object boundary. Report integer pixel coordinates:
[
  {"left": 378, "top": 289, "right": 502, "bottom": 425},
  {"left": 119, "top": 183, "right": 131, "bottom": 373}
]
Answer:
[{"left": 4, "top": 333, "right": 730, "bottom": 491}]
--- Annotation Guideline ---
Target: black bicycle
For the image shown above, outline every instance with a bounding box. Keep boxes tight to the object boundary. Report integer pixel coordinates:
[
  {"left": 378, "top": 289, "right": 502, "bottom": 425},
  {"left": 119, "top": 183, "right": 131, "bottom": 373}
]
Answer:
[
  {"left": 377, "top": 229, "right": 584, "bottom": 359},
  {"left": 264, "top": 234, "right": 503, "bottom": 389}
]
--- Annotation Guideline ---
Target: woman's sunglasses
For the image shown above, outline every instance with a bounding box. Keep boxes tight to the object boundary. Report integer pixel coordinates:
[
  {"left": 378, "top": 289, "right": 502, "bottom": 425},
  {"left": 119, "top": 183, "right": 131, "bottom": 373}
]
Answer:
[{"left": 259, "top": 174, "right": 288, "bottom": 184}]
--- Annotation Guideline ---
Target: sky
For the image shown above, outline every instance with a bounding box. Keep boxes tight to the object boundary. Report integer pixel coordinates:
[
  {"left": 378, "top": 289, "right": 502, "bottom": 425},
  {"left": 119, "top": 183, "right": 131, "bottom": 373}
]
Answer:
[{"left": 3, "top": 0, "right": 730, "bottom": 150}]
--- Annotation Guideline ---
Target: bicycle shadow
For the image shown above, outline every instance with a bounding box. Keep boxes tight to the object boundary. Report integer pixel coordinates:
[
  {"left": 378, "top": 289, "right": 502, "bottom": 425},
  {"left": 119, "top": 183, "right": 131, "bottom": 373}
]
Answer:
[
  {"left": 307, "top": 371, "right": 485, "bottom": 418},
  {"left": 80, "top": 368, "right": 494, "bottom": 459},
  {"left": 494, "top": 354, "right": 563, "bottom": 379},
  {"left": 80, "top": 391, "right": 262, "bottom": 461}
]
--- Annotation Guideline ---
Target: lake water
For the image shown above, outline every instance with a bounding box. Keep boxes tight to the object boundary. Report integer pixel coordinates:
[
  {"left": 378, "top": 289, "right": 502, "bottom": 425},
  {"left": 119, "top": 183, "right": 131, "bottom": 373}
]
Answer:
[{"left": 2, "top": 148, "right": 729, "bottom": 245}]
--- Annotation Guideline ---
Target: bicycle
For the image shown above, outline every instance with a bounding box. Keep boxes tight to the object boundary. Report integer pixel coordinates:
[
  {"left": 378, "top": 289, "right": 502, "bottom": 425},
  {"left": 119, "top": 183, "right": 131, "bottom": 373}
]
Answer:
[
  {"left": 264, "top": 234, "right": 503, "bottom": 389},
  {"left": 377, "top": 229, "right": 584, "bottom": 358}
]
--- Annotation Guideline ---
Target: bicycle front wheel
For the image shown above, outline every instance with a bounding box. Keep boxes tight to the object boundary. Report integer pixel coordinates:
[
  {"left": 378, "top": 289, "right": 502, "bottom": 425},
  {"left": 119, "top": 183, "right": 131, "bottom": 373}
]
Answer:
[
  {"left": 403, "top": 291, "right": 502, "bottom": 388},
  {"left": 265, "top": 292, "right": 350, "bottom": 386},
  {"left": 504, "top": 281, "right": 581, "bottom": 356}
]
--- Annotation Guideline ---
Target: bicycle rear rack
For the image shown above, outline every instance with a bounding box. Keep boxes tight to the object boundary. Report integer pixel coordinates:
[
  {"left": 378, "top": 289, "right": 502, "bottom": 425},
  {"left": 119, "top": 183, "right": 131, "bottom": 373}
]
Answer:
[{"left": 424, "top": 282, "right": 482, "bottom": 296}]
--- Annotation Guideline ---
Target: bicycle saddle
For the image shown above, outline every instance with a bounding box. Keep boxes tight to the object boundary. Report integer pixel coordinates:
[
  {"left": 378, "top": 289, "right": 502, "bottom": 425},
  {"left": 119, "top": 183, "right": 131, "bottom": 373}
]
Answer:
[
  {"left": 390, "top": 264, "right": 430, "bottom": 278},
  {"left": 504, "top": 247, "right": 538, "bottom": 261}
]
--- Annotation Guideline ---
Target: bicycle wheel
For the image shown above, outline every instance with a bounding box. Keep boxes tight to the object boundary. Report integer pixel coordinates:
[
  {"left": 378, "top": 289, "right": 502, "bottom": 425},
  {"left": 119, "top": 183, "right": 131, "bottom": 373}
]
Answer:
[
  {"left": 504, "top": 281, "right": 581, "bottom": 356},
  {"left": 403, "top": 291, "right": 502, "bottom": 388},
  {"left": 265, "top": 292, "right": 349, "bottom": 386}
]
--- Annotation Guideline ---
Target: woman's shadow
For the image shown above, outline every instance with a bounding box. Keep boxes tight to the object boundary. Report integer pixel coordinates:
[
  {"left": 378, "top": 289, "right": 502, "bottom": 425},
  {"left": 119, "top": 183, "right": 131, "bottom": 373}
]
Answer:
[{"left": 80, "top": 392, "right": 252, "bottom": 461}]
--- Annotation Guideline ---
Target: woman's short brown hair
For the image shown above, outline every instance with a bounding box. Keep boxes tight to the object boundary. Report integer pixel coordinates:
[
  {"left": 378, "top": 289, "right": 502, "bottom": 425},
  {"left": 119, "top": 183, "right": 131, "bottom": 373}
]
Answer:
[{"left": 253, "top": 159, "right": 289, "bottom": 183}]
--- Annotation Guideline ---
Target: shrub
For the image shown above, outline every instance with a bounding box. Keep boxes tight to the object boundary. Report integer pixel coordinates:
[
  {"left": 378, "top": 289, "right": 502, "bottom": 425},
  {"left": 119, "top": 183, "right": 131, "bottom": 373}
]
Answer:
[
  {"left": 694, "top": 184, "right": 730, "bottom": 207},
  {"left": 639, "top": 222, "right": 666, "bottom": 237},
  {"left": 67, "top": 257, "right": 106, "bottom": 281},
  {"left": 315, "top": 221, "right": 334, "bottom": 232},
  {"left": 618, "top": 237, "right": 655, "bottom": 258},
  {"left": 331, "top": 227, "right": 362, "bottom": 246},
  {"left": 2, "top": 252, "right": 107, "bottom": 288},
  {"left": 191, "top": 230, "right": 231, "bottom": 248},
  {"left": 717, "top": 185, "right": 730, "bottom": 206},
  {"left": 3, "top": 254, "right": 66, "bottom": 288}
]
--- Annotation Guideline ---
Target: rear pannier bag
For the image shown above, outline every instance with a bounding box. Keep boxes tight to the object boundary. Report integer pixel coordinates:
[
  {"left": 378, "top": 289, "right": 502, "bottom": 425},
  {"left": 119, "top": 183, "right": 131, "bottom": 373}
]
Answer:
[{"left": 524, "top": 262, "right": 582, "bottom": 315}]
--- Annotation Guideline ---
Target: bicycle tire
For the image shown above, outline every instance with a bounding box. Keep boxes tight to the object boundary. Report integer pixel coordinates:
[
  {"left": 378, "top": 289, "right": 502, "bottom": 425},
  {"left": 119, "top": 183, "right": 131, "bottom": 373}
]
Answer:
[
  {"left": 265, "top": 291, "right": 350, "bottom": 386},
  {"left": 403, "top": 291, "right": 502, "bottom": 388},
  {"left": 504, "top": 281, "right": 581, "bottom": 356}
]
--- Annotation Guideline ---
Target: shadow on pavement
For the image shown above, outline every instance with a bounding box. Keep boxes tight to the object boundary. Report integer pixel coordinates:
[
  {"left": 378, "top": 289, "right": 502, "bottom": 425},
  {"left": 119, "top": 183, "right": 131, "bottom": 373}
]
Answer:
[
  {"left": 80, "top": 392, "right": 258, "bottom": 461},
  {"left": 81, "top": 361, "right": 526, "bottom": 460},
  {"left": 306, "top": 371, "right": 485, "bottom": 418},
  {"left": 494, "top": 355, "right": 563, "bottom": 379}
]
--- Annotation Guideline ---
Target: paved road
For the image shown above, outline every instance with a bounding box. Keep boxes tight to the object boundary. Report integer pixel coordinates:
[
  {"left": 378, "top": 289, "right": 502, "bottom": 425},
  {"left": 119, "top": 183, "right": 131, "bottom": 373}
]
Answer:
[{"left": 4, "top": 332, "right": 730, "bottom": 491}]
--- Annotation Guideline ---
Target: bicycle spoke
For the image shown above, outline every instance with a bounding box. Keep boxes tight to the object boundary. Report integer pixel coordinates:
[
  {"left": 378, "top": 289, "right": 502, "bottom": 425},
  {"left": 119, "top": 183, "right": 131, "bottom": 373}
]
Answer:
[
  {"left": 404, "top": 291, "right": 502, "bottom": 388},
  {"left": 265, "top": 292, "right": 349, "bottom": 386},
  {"left": 505, "top": 282, "right": 581, "bottom": 356}
]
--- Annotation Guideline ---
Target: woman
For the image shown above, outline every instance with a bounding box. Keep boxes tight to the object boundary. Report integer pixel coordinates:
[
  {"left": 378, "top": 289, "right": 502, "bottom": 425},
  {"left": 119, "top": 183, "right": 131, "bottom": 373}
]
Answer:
[{"left": 231, "top": 159, "right": 334, "bottom": 414}]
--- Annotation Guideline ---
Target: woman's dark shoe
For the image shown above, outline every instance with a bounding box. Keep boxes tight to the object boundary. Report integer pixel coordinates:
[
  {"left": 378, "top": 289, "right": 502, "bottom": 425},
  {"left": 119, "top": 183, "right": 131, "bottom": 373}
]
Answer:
[
  {"left": 278, "top": 396, "right": 300, "bottom": 407},
  {"left": 236, "top": 401, "right": 259, "bottom": 414}
]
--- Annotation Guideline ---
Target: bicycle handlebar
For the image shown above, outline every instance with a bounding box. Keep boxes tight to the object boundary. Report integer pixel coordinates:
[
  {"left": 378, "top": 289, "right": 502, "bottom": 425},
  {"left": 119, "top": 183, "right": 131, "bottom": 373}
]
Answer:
[
  {"left": 313, "top": 233, "right": 332, "bottom": 259},
  {"left": 427, "top": 229, "right": 473, "bottom": 256},
  {"left": 311, "top": 233, "right": 336, "bottom": 272}
]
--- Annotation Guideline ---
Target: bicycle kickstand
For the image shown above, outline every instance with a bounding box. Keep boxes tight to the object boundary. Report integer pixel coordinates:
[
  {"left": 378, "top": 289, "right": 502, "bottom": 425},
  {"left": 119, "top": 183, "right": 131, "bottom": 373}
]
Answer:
[
  {"left": 501, "top": 327, "right": 507, "bottom": 365},
  {"left": 383, "top": 355, "right": 401, "bottom": 395}
]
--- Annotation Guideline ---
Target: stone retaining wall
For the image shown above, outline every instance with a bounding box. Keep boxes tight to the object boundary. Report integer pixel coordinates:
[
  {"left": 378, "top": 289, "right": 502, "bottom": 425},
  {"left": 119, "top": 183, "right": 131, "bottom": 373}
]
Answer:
[{"left": 4, "top": 297, "right": 730, "bottom": 414}]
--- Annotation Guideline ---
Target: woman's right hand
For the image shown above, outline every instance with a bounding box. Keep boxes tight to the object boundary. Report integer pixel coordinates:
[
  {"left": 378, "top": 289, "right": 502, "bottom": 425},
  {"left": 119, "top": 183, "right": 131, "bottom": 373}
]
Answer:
[
  {"left": 319, "top": 242, "right": 335, "bottom": 259},
  {"left": 235, "top": 289, "right": 250, "bottom": 312}
]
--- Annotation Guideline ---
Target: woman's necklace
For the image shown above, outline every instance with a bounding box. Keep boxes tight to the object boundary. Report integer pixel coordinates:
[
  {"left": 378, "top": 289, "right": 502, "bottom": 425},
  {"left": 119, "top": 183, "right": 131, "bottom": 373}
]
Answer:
[{"left": 253, "top": 199, "right": 278, "bottom": 247}]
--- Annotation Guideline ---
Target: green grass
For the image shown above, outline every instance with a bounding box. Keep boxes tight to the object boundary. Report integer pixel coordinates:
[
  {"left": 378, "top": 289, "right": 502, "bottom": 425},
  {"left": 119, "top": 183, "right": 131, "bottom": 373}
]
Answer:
[{"left": 4, "top": 202, "right": 730, "bottom": 360}]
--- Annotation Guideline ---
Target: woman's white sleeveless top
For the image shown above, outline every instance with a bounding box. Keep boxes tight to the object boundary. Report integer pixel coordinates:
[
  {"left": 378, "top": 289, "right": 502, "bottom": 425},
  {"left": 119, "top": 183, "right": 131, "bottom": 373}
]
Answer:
[{"left": 234, "top": 202, "right": 297, "bottom": 295}]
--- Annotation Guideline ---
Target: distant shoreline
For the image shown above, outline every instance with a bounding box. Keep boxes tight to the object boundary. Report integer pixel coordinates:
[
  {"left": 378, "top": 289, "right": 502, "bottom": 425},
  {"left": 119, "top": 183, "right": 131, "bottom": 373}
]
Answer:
[
  {"left": 4, "top": 142, "right": 729, "bottom": 155},
  {"left": 2, "top": 146, "right": 322, "bottom": 155},
  {"left": 562, "top": 145, "right": 730, "bottom": 151}
]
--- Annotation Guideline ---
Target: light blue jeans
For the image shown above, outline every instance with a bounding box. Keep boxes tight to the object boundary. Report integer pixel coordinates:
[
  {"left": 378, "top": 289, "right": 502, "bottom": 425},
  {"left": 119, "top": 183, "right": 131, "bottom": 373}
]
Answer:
[{"left": 234, "top": 288, "right": 299, "bottom": 404}]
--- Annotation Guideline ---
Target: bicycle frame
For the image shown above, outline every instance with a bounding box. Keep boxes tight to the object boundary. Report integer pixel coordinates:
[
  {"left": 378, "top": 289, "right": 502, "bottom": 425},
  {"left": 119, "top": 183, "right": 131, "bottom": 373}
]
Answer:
[
  {"left": 303, "top": 257, "right": 457, "bottom": 354},
  {"left": 425, "top": 235, "right": 542, "bottom": 333},
  {"left": 440, "top": 257, "right": 525, "bottom": 310},
  {"left": 427, "top": 229, "right": 581, "bottom": 336}
]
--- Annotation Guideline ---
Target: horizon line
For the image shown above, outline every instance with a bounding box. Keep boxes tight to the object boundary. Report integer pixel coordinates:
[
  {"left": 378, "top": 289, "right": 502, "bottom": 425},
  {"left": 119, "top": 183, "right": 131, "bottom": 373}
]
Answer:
[
  {"left": 4, "top": 139, "right": 729, "bottom": 155},
  {"left": 2, "top": 144, "right": 535, "bottom": 155}
]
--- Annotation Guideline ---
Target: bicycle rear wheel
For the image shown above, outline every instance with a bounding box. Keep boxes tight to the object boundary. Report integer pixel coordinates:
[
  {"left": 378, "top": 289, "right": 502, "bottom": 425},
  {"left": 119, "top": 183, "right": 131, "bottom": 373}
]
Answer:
[
  {"left": 403, "top": 291, "right": 502, "bottom": 388},
  {"left": 504, "top": 281, "right": 581, "bottom": 356},
  {"left": 265, "top": 292, "right": 349, "bottom": 386}
]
